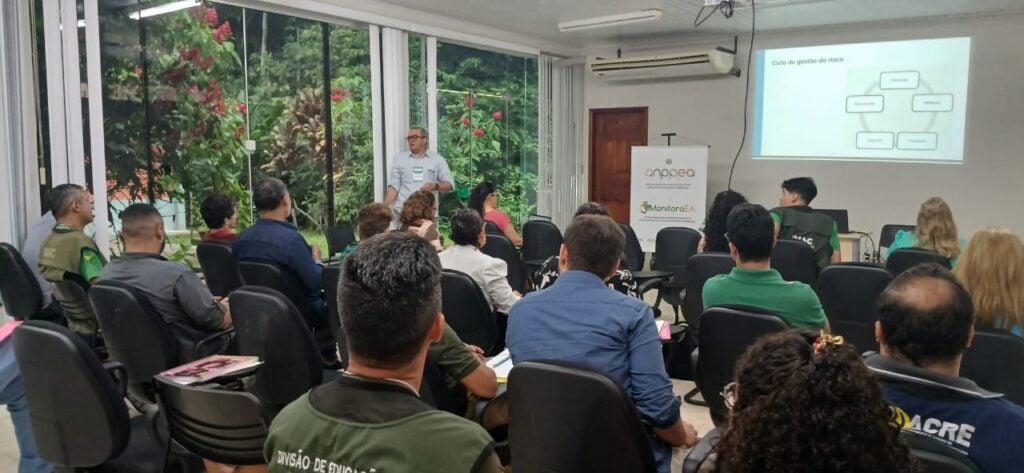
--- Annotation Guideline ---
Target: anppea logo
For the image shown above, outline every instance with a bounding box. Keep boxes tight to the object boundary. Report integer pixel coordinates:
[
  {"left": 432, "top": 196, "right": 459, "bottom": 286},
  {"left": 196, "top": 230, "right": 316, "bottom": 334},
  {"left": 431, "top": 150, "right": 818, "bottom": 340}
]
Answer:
[
  {"left": 644, "top": 167, "right": 697, "bottom": 179},
  {"left": 640, "top": 201, "right": 696, "bottom": 214}
]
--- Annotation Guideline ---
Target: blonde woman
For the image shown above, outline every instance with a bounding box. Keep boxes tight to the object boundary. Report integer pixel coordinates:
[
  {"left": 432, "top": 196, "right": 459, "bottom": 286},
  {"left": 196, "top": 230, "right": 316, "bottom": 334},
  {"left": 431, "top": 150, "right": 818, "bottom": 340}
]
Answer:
[
  {"left": 954, "top": 227, "right": 1024, "bottom": 336},
  {"left": 887, "top": 197, "right": 964, "bottom": 264}
]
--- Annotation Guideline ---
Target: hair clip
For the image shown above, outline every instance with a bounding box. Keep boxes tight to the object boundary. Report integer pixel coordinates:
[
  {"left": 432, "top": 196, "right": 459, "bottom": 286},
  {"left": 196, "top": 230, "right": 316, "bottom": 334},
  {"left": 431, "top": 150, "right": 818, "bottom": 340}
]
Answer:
[{"left": 813, "top": 331, "right": 844, "bottom": 354}]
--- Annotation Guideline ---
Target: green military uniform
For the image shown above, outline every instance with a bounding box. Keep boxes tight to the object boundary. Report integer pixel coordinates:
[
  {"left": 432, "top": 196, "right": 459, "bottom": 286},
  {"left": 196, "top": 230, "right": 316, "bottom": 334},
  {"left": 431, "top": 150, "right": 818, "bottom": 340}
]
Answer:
[
  {"left": 264, "top": 372, "right": 501, "bottom": 473},
  {"left": 39, "top": 223, "right": 106, "bottom": 334},
  {"left": 769, "top": 206, "right": 839, "bottom": 269},
  {"left": 702, "top": 267, "right": 828, "bottom": 329}
]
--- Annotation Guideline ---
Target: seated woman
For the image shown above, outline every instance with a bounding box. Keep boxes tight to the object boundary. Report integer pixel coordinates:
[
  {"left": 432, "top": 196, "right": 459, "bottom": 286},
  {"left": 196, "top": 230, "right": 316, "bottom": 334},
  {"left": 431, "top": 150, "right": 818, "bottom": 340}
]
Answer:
[
  {"left": 399, "top": 190, "right": 443, "bottom": 250},
  {"left": 887, "top": 197, "right": 963, "bottom": 264},
  {"left": 530, "top": 202, "right": 638, "bottom": 298},
  {"left": 469, "top": 181, "right": 523, "bottom": 246},
  {"left": 954, "top": 226, "right": 1024, "bottom": 336},
  {"left": 706, "top": 330, "right": 913, "bottom": 473},
  {"left": 699, "top": 190, "right": 746, "bottom": 253},
  {"left": 439, "top": 209, "right": 521, "bottom": 313},
  {"left": 200, "top": 193, "right": 239, "bottom": 244}
]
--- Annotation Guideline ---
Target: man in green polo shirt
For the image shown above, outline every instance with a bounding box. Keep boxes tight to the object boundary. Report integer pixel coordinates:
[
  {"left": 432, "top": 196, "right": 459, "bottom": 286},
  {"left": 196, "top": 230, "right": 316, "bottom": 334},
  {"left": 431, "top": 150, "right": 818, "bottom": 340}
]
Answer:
[
  {"left": 703, "top": 203, "right": 829, "bottom": 330},
  {"left": 264, "top": 233, "right": 501, "bottom": 473},
  {"left": 38, "top": 183, "right": 106, "bottom": 285},
  {"left": 769, "top": 176, "right": 840, "bottom": 269}
]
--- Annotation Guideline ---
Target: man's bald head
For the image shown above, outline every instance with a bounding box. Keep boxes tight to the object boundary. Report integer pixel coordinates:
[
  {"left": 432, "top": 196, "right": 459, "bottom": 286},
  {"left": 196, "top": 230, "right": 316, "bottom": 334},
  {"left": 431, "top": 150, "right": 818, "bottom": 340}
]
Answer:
[
  {"left": 119, "top": 203, "right": 164, "bottom": 243},
  {"left": 878, "top": 263, "right": 974, "bottom": 365}
]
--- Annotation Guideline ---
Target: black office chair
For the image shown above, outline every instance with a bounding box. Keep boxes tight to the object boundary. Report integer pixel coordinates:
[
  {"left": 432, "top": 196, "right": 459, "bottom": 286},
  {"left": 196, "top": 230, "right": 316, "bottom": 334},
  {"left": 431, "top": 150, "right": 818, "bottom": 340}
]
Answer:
[
  {"left": 238, "top": 260, "right": 314, "bottom": 320},
  {"left": 196, "top": 242, "right": 243, "bottom": 297},
  {"left": 321, "top": 264, "right": 348, "bottom": 368},
  {"left": 770, "top": 238, "right": 819, "bottom": 286},
  {"left": 481, "top": 233, "right": 527, "bottom": 293},
  {"left": 522, "top": 220, "right": 563, "bottom": 272},
  {"left": 508, "top": 360, "right": 658, "bottom": 473},
  {"left": 648, "top": 227, "right": 702, "bottom": 323},
  {"left": 419, "top": 358, "right": 468, "bottom": 416},
  {"left": 484, "top": 220, "right": 503, "bottom": 235},
  {"left": 619, "top": 223, "right": 645, "bottom": 272},
  {"left": 961, "top": 328, "right": 1024, "bottom": 406},
  {"left": 229, "top": 286, "right": 325, "bottom": 412},
  {"left": 682, "top": 252, "right": 735, "bottom": 333},
  {"left": 326, "top": 224, "right": 356, "bottom": 262},
  {"left": 901, "top": 430, "right": 983, "bottom": 473},
  {"left": 441, "top": 269, "right": 500, "bottom": 355},
  {"left": 51, "top": 274, "right": 102, "bottom": 351},
  {"left": 0, "top": 242, "right": 44, "bottom": 320},
  {"left": 815, "top": 263, "right": 892, "bottom": 353},
  {"left": 886, "top": 248, "right": 951, "bottom": 276},
  {"left": 880, "top": 224, "right": 916, "bottom": 250},
  {"left": 155, "top": 376, "right": 271, "bottom": 468},
  {"left": 696, "top": 305, "right": 790, "bottom": 426},
  {"left": 12, "top": 321, "right": 176, "bottom": 472}
]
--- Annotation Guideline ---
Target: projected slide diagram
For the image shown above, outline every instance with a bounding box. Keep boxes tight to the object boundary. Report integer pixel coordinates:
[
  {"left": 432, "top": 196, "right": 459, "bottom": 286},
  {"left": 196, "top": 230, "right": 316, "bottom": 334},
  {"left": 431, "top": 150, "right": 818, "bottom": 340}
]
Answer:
[{"left": 753, "top": 37, "right": 971, "bottom": 162}]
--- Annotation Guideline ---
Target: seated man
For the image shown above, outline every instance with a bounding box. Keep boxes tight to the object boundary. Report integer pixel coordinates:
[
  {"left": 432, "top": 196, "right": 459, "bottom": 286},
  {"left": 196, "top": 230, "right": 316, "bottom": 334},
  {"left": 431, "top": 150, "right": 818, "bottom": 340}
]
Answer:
[
  {"left": 866, "top": 264, "right": 1024, "bottom": 473},
  {"left": 100, "top": 204, "right": 231, "bottom": 347},
  {"left": 702, "top": 203, "right": 829, "bottom": 330},
  {"left": 439, "top": 209, "right": 520, "bottom": 313},
  {"left": 200, "top": 193, "right": 239, "bottom": 244},
  {"left": 338, "top": 202, "right": 392, "bottom": 261},
  {"left": 264, "top": 233, "right": 501, "bottom": 473},
  {"left": 233, "top": 178, "right": 325, "bottom": 318},
  {"left": 769, "top": 176, "right": 840, "bottom": 269},
  {"left": 507, "top": 215, "right": 698, "bottom": 473}
]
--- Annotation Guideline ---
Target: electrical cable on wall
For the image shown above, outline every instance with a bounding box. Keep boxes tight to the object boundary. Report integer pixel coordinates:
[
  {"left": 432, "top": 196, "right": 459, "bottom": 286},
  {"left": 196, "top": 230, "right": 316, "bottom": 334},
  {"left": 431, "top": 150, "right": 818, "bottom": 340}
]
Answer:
[{"left": 727, "top": 0, "right": 755, "bottom": 190}]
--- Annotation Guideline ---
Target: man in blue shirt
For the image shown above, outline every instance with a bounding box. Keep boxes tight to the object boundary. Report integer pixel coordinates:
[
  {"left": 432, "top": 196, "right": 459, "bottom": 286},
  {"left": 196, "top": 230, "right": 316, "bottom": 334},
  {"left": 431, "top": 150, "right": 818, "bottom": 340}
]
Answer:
[
  {"left": 866, "top": 263, "right": 1024, "bottom": 473},
  {"left": 384, "top": 127, "right": 453, "bottom": 217},
  {"left": 507, "top": 214, "right": 698, "bottom": 473}
]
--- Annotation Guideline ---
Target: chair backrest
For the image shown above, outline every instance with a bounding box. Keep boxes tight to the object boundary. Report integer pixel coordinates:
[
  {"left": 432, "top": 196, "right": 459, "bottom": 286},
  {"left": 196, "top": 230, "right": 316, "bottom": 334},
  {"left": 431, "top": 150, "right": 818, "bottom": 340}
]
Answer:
[
  {"left": 321, "top": 264, "right": 348, "bottom": 368},
  {"left": 484, "top": 220, "right": 503, "bottom": 235},
  {"left": 0, "top": 242, "right": 43, "bottom": 320},
  {"left": 815, "top": 263, "right": 892, "bottom": 353},
  {"left": 238, "top": 260, "right": 313, "bottom": 320},
  {"left": 885, "top": 248, "right": 951, "bottom": 277},
  {"left": 196, "top": 241, "right": 244, "bottom": 297},
  {"left": 419, "top": 358, "right": 468, "bottom": 416},
  {"left": 652, "top": 227, "right": 702, "bottom": 273},
  {"left": 155, "top": 376, "right": 270, "bottom": 466},
  {"left": 816, "top": 209, "right": 849, "bottom": 233},
  {"left": 682, "top": 252, "right": 735, "bottom": 331},
  {"left": 51, "top": 275, "right": 98, "bottom": 334},
  {"left": 619, "top": 223, "right": 645, "bottom": 272},
  {"left": 522, "top": 220, "right": 563, "bottom": 263},
  {"left": 326, "top": 224, "right": 356, "bottom": 257},
  {"left": 961, "top": 328, "right": 1024, "bottom": 406},
  {"left": 13, "top": 321, "right": 130, "bottom": 467},
  {"left": 697, "top": 305, "right": 790, "bottom": 426},
  {"left": 770, "top": 239, "right": 819, "bottom": 286},
  {"left": 228, "top": 286, "right": 323, "bottom": 408},
  {"left": 88, "top": 280, "right": 180, "bottom": 403},
  {"left": 481, "top": 233, "right": 527, "bottom": 293},
  {"left": 880, "top": 224, "right": 916, "bottom": 249},
  {"left": 441, "top": 269, "right": 499, "bottom": 355},
  {"left": 508, "top": 360, "right": 657, "bottom": 473},
  {"left": 901, "top": 430, "right": 983, "bottom": 473}
]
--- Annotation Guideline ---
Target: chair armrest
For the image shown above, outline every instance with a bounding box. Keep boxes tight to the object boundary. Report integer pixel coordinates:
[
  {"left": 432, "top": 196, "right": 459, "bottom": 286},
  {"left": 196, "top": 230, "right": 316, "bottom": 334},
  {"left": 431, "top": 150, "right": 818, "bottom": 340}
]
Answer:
[
  {"left": 682, "top": 427, "right": 722, "bottom": 473},
  {"left": 103, "top": 361, "right": 128, "bottom": 397},
  {"left": 193, "top": 328, "right": 236, "bottom": 359},
  {"left": 637, "top": 278, "right": 663, "bottom": 297}
]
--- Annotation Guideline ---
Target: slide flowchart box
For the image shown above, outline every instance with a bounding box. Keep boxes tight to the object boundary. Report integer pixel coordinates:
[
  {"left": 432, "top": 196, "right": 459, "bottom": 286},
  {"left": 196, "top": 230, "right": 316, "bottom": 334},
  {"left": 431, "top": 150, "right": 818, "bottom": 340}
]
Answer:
[
  {"left": 846, "top": 95, "right": 884, "bottom": 113},
  {"left": 897, "top": 132, "right": 938, "bottom": 150},
  {"left": 912, "top": 94, "right": 954, "bottom": 112},
  {"left": 880, "top": 71, "right": 920, "bottom": 89},
  {"left": 856, "top": 132, "right": 895, "bottom": 149}
]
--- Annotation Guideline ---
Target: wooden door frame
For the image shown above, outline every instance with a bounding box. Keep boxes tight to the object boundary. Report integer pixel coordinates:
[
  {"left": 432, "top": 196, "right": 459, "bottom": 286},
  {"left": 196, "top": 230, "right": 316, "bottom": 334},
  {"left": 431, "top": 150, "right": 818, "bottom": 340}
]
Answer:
[{"left": 588, "top": 107, "right": 649, "bottom": 203}]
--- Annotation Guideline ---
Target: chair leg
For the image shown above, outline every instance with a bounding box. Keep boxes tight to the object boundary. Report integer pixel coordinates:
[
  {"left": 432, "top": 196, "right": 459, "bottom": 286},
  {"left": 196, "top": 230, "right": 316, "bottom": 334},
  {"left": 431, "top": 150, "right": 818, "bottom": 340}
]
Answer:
[
  {"left": 673, "top": 305, "right": 681, "bottom": 324},
  {"left": 683, "top": 386, "right": 708, "bottom": 407}
]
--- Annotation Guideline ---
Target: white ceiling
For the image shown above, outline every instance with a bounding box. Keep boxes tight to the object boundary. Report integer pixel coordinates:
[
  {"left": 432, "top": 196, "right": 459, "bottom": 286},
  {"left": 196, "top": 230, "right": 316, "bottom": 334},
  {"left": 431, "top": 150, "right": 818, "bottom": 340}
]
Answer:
[{"left": 355, "top": 0, "right": 1024, "bottom": 52}]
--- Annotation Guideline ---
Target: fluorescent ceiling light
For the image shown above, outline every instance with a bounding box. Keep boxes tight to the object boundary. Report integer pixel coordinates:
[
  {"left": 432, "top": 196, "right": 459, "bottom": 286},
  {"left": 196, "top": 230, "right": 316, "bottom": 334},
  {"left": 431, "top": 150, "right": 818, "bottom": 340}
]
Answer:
[
  {"left": 128, "top": 0, "right": 202, "bottom": 20},
  {"left": 558, "top": 9, "right": 663, "bottom": 32}
]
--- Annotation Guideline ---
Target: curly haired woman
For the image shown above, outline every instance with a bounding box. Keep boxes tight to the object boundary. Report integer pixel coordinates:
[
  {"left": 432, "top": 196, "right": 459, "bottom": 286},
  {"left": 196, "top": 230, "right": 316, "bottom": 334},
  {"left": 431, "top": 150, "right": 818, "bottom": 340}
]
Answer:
[
  {"left": 399, "top": 190, "right": 442, "bottom": 250},
  {"left": 709, "top": 330, "right": 916, "bottom": 473}
]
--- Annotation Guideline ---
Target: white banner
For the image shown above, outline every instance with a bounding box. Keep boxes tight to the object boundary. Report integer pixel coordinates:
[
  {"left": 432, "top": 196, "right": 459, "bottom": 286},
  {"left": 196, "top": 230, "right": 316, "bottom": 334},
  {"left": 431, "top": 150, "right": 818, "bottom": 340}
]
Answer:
[{"left": 629, "top": 146, "right": 709, "bottom": 252}]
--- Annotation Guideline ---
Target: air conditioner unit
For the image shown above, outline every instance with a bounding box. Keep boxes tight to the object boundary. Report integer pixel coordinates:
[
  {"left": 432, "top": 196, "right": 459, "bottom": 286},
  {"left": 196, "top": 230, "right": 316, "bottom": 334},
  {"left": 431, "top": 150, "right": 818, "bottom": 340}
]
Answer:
[{"left": 590, "top": 48, "right": 739, "bottom": 80}]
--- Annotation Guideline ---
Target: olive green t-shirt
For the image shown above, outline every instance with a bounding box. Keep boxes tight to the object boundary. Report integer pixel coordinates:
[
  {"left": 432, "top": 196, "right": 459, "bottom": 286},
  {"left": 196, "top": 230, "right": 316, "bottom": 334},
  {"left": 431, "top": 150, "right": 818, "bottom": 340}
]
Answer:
[
  {"left": 428, "top": 324, "right": 481, "bottom": 392},
  {"left": 702, "top": 267, "right": 827, "bottom": 329}
]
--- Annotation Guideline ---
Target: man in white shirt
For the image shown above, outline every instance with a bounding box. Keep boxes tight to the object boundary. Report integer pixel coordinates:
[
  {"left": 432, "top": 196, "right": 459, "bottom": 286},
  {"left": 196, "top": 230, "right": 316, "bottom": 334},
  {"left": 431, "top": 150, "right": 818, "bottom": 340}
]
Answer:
[
  {"left": 384, "top": 127, "right": 454, "bottom": 217},
  {"left": 439, "top": 209, "right": 520, "bottom": 313}
]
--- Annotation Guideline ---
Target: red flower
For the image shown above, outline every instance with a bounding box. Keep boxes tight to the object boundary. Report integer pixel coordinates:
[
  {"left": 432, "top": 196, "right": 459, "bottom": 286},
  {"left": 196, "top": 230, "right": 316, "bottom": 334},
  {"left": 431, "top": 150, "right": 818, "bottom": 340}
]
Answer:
[
  {"left": 472, "top": 127, "right": 485, "bottom": 137},
  {"left": 236, "top": 102, "right": 248, "bottom": 114},
  {"left": 204, "top": 7, "right": 219, "bottom": 27},
  {"left": 133, "top": 66, "right": 143, "bottom": 78},
  {"left": 464, "top": 94, "right": 474, "bottom": 108},
  {"left": 160, "top": 66, "right": 186, "bottom": 86},
  {"left": 211, "top": 21, "right": 232, "bottom": 43},
  {"left": 212, "top": 100, "right": 227, "bottom": 116},
  {"left": 194, "top": 54, "right": 214, "bottom": 70},
  {"left": 233, "top": 125, "right": 245, "bottom": 140},
  {"left": 461, "top": 116, "right": 471, "bottom": 127},
  {"left": 179, "top": 46, "right": 200, "bottom": 62},
  {"left": 330, "top": 87, "right": 346, "bottom": 102},
  {"left": 492, "top": 111, "right": 503, "bottom": 121}
]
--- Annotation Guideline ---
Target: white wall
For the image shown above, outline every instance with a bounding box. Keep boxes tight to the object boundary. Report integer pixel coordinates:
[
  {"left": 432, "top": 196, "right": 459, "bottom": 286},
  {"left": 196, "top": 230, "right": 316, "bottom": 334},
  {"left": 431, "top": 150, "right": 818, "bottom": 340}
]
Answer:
[{"left": 584, "top": 13, "right": 1024, "bottom": 246}]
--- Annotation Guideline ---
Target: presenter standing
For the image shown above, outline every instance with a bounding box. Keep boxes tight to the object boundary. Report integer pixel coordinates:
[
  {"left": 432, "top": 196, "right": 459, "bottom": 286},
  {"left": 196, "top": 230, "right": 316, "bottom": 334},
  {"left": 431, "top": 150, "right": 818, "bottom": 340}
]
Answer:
[{"left": 384, "top": 127, "right": 454, "bottom": 218}]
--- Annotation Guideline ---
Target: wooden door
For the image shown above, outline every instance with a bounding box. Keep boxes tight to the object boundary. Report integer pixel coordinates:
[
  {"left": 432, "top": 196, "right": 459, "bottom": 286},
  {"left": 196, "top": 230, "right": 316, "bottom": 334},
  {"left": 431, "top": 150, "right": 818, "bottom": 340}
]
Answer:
[{"left": 589, "top": 107, "right": 648, "bottom": 223}]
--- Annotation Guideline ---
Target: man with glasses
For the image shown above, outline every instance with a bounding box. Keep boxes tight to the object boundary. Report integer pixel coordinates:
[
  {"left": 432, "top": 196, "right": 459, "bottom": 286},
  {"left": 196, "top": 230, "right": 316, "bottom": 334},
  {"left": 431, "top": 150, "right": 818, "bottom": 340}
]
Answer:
[{"left": 384, "top": 127, "right": 453, "bottom": 218}]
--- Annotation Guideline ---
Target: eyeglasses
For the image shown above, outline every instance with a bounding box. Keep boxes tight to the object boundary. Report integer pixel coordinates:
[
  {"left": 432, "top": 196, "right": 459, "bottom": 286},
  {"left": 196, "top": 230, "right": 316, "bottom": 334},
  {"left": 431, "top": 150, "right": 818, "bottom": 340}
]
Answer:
[
  {"left": 720, "top": 381, "right": 738, "bottom": 411},
  {"left": 406, "top": 135, "right": 426, "bottom": 141}
]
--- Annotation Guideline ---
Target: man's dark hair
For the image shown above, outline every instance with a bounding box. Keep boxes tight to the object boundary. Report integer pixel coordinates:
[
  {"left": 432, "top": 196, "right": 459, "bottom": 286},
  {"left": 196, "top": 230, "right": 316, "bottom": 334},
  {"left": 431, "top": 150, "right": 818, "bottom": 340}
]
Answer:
[
  {"left": 450, "top": 208, "right": 484, "bottom": 247},
  {"left": 574, "top": 201, "right": 611, "bottom": 218},
  {"left": 339, "top": 233, "right": 441, "bottom": 369},
  {"left": 726, "top": 203, "right": 774, "bottom": 261},
  {"left": 356, "top": 202, "right": 393, "bottom": 240},
  {"left": 878, "top": 263, "right": 974, "bottom": 366},
  {"left": 782, "top": 177, "right": 818, "bottom": 204},
  {"left": 200, "top": 193, "right": 236, "bottom": 229},
  {"left": 119, "top": 203, "right": 162, "bottom": 240},
  {"left": 564, "top": 215, "right": 624, "bottom": 277},
  {"left": 50, "top": 183, "right": 85, "bottom": 217},
  {"left": 252, "top": 178, "right": 288, "bottom": 212}
]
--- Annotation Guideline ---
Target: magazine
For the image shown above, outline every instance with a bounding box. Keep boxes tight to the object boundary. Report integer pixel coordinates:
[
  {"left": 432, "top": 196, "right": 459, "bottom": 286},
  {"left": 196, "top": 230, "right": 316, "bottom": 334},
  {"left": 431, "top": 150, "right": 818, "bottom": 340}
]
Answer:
[{"left": 160, "top": 354, "right": 262, "bottom": 385}]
